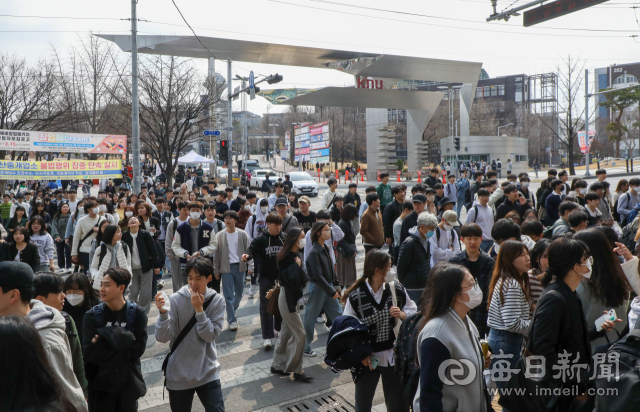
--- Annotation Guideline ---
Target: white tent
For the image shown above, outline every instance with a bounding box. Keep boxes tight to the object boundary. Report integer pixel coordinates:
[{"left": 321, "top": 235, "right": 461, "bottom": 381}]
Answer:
[{"left": 177, "top": 150, "right": 216, "bottom": 164}]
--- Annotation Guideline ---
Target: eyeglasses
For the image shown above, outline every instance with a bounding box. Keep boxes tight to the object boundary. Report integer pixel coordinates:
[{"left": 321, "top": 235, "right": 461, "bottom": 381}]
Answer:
[
  {"left": 462, "top": 280, "right": 478, "bottom": 290},
  {"left": 580, "top": 256, "right": 593, "bottom": 266}
]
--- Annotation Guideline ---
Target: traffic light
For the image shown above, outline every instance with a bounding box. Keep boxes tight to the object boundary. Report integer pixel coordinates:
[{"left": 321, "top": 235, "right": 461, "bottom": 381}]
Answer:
[
  {"left": 219, "top": 140, "right": 229, "bottom": 161},
  {"left": 267, "top": 74, "right": 283, "bottom": 84},
  {"left": 454, "top": 137, "right": 461, "bottom": 151},
  {"left": 245, "top": 86, "right": 260, "bottom": 95}
]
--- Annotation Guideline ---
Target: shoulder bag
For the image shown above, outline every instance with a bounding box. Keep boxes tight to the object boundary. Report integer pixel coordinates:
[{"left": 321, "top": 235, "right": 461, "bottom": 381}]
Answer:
[{"left": 266, "top": 281, "right": 281, "bottom": 317}]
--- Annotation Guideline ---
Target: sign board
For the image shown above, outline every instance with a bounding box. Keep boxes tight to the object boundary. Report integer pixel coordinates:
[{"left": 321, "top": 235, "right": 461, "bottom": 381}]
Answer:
[
  {"left": 0, "top": 129, "right": 126, "bottom": 154},
  {"left": 203, "top": 130, "right": 221, "bottom": 136},
  {"left": 578, "top": 130, "right": 596, "bottom": 154},
  {"left": 233, "top": 86, "right": 240, "bottom": 101},
  {"left": 247, "top": 135, "right": 278, "bottom": 139},
  {"left": 523, "top": 0, "right": 610, "bottom": 27},
  {"left": 0, "top": 159, "right": 122, "bottom": 180},
  {"left": 309, "top": 121, "right": 330, "bottom": 164},
  {"left": 249, "top": 71, "right": 255, "bottom": 100}
]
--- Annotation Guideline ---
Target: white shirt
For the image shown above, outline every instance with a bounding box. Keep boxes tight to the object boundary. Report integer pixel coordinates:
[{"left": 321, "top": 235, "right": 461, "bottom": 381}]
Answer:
[
  {"left": 343, "top": 278, "right": 418, "bottom": 367},
  {"left": 429, "top": 226, "right": 461, "bottom": 267},
  {"left": 226, "top": 230, "right": 239, "bottom": 264},
  {"left": 130, "top": 231, "right": 141, "bottom": 269},
  {"left": 185, "top": 179, "right": 194, "bottom": 191},
  {"left": 68, "top": 199, "right": 79, "bottom": 214}
]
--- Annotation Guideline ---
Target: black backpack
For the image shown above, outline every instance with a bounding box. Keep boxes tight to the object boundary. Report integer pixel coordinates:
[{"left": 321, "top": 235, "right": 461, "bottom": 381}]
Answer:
[
  {"left": 594, "top": 326, "right": 640, "bottom": 411},
  {"left": 393, "top": 312, "right": 424, "bottom": 405},
  {"left": 613, "top": 192, "right": 631, "bottom": 225},
  {"left": 98, "top": 242, "right": 130, "bottom": 267},
  {"left": 621, "top": 217, "right": 640, "bottom": 253}
]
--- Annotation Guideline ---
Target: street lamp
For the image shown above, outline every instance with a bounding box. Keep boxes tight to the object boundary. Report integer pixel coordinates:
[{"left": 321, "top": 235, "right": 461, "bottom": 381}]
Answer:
[
  {"left": 269, "top": 124, "right": 279, "bottom": 168},
  {"left": 497, "top": 123, "right": 514, "bottom": 136}
]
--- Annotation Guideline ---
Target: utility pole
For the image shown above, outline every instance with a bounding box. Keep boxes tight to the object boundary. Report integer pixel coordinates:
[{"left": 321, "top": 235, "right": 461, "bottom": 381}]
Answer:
[
  {"left": 131, "top": 0, "right": 141, "bottom": 193},
  {"left": 242, "top": 79, "right": 246, "bottom": 162},
  {"left": 208, "top": 57, "right": 217, "bottom": 178},
  {"left": 585, "top": 69, "right": 591, "bottom": 177},
  {"left": 227, "top": 59, "right": 233, "bottom": 186}
]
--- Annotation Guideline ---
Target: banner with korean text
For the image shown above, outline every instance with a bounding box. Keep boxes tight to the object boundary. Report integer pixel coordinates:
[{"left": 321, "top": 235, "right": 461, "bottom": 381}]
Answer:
[
  {"left": 0, "top": 159, "right": 123, "bottom": 180},
  {"left": 0, "top": 129, "right": 127, "bottom": 154}
]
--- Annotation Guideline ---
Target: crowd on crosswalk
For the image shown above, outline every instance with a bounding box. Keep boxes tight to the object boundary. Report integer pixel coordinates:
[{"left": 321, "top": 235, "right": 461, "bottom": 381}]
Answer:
[{"left": 2, "top": 163, "right": 640, "bottom": 412}]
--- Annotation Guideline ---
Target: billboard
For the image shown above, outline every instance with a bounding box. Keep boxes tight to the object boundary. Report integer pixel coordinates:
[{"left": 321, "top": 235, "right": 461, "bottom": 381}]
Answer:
[
  {"left": 0, "top": 159, "right": 122, "bottom": 180},
  {"left": 523, "top": 0, "right": 609, "bottom": 27},
  {"left": 578, "top": 130, "right": 596, "bottom": 154},
  {"left": 309, "top": 121, "right": 330, "bottom": 164},
  {"left": 0, "top": 129, "right": 127, "bottom": 154}
]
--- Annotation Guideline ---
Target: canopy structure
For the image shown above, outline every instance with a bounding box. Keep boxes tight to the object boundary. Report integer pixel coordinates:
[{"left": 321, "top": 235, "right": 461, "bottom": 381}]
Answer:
[{"left": 177, "top": 150, "right": 215, "bottom": 164}]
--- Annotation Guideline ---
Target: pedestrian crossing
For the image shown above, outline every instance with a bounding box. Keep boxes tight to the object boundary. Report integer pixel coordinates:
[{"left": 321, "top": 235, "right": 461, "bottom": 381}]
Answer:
[{"left": 135, "top": 235, "right": 370, "bottom": 411}]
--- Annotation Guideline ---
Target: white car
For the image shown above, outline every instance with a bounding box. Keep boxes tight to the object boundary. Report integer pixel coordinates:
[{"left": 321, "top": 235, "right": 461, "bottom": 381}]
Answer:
[
  {"left": 250, "top": 169, "right": 274, "bottom": 190},
  {"left": 289, "top": 172, "right": 319, "bottom": 196}
]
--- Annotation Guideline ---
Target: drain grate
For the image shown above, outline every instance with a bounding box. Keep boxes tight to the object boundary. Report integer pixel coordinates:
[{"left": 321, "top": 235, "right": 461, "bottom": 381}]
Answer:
[{"left": 280, "top": 392, "right": 355, "bottom": 412}]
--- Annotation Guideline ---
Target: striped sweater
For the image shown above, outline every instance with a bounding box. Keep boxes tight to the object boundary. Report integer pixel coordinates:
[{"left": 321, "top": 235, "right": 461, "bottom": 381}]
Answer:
[{"left": 488, "top": 277, "right": 531, "bottom": 336}]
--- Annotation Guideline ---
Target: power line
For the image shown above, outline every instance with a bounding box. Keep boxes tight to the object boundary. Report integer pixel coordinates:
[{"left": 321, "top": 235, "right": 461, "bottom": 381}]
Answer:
[
  {"left": 301, "top": 0, "right": 640, "bottom": 33},
  {"left": 169, "top": 0, "right": 217, "bottom": 60},
  {"left": 268, "top": 0, "right": 635, "bottom": 37},
  {"left": 0, "top": 14, "right": 124, "bottom": 21}
]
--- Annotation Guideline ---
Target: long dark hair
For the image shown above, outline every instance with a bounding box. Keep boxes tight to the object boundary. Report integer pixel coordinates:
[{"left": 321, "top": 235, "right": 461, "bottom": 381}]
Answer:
[
  {"left": 573, "top": 229, "right": 631, "bottom": 307},
  {"left": 31, "top": 201, "right": 47, "bottom": 218},
  {"left": 543, "top": 237, "right": 590, "bottom": 287},
  {"left": 341, "top": 249, "right": 390, "bottom": 304},
  {"left": 420, "top": 262, "right": 467, "bottom": 327},
  {"left": 28, "top": 216, "right": 47, "bottom": 236},
  {"left": 277, "top": 227, "right": 303, "bottom": 264},
  {"left": 0, "top": 316, "right": 77, "bottom": 412},
  {"left": 488, "top": 240, "right": 530, "bottom": 307},
  {"left": 529, "top": 239, "right": 551, "bottom": 274},
  {"left": 53, "top": 201, "right": 70, "bottom": 220},
  {"left": 102, "top": 225, "right": 120, "bottom": 245},
  {"left": 10, "top": 205, "right": 26, "bottom": 227},
  {"left": 340, "top": 203, "right": 358, "bottom": 221},
  {"left": 310, "top": 221, "right": 328, "bottom": 243},
  {"left": 288, "top": 191, "right": 299, "bottom": 209},
  {"left": 72, "top": 200, "right": 85, "bottom": 221},
  {"left": 94, "top": 219, "right": 112, "bottom": 246},
  {"left": 63, "top": 273, "right": 99, "bottom": 311}
]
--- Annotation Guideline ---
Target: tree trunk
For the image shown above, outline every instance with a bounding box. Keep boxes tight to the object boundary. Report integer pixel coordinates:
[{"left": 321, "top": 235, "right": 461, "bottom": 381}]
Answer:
[{"left": 568, "top": 146, "right": 575, "bottom": 175}]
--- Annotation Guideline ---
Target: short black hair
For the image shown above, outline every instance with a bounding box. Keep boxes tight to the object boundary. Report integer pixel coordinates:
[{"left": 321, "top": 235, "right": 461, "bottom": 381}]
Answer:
[
  {"left": 327, "top": 178, "right": 337, "bottom": 186},
  {"left": 477, "top": 188, "right": 490, "bottom": 197},
  {"left": 266, "top": 213, "right": 283, "bottom": 225},
  {"left": 186, "top": 256, "right": 214, "bottom": 278},
  {"left": 33, "top": 272, "right": 64, "bottom": 299},
  {"left": 559, "top": 201, "right": 578, "bottom": 216},
  {"left": 365, "top": 186, "right": 377, "bottom": 194},
  {"left": 479, "top": 182, "right": 491, "bottom": 189},
  {"left": 504, "top": 185, "right": 518, "bottom": 195},
  {"left": 520, "top": 220, "right": 543, "bottom": 237},
  {"left": 246, "top": 192, "right": 256, "bottom": 200},
  {"left": 223, "top": 210, "right": 239, "bottom": 220},
  {"left": 568, "top": 211, "right": 589, "bottom": 228},
  {"left": 507, "top": 174, "right": 517, "bottom": 180},
  {"left": 238, "top": 187, "right": 248, "bottom": 195},
  {"left": 629, "top": 178, "right": 640, "bottom": 186},
  {"left": 574, "top": 180, "right": 588, "bottom": 189},
  {"left": 401, "top": 201, "right": 413, "bottom": 212},
  {"left": 460, "top": 223, "right": 483, "bottom": 238},
  {"left": 474, "top": 172, "right": 484, "bottom": 179},
  {"left": 349, "top": 183, "right": 358, "bottom": 189},
  {"left": 548, "top": 168, "right": 558, "bottom": 176},
  {"left": 585, "top": 192, "right": 600, "bottom": 202},
  {"left": 366, "top": 193, "right": 379, "bottom": 206},
  {"left": 391, "top": 186, "right": 403, "bottom": 196},
  {"left": 225, "top": 187, "right": 234, "bottom": 193},
  {"left": 103, "top": 268, "right": 131, "bottom": 293},
  {"left": 187, "top": 202, "right": 202, "bottom": 211},
  {"left": 550, "top": 179, "right": 563, "bottom": 190},
  {"left": 590, "top": 182, "right": 604, "bottom": 192},
  {"left": 316, "top": 210, "right": 331, "bottom": 220},
  {"left": 558, "top": 170, "right": 568, "bottom": 178},
  {"left": 491, "top": 219, "right": 521, "bottom": 242},
  {"left": 486, "top": 171, "right": 497, "bottom": 179},
  {"left": 380, "top": 172, "right": 389, "bottom": 179},
  {"left": 434, "top": 183, "right": 443, "bottom": 190},
  {"left": 596, "top": 169, "right": 607, "bottom": 176}
]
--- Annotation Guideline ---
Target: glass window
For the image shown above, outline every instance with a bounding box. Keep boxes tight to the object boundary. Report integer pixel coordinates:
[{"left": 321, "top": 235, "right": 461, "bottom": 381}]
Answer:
[
  {"left": 491, "top": 86, "right": 498, "bottom": 97},
  {"left": 476, "top": 87, "right": 483, "bottom": 98},
  {"left": 515, "top": 155, "right": 527, "bottom": 162},
  {"left": 498, "top": 85, "right": 505, "bottom": 96},
  {"left": 515, "top": 83, "right": 523, "bottom": 103}
]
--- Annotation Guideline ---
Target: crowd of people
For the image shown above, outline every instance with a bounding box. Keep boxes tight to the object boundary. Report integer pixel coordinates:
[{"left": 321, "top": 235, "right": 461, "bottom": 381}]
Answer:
[{"left": 1, "top": 163, "right": 640, "bottom": 412}]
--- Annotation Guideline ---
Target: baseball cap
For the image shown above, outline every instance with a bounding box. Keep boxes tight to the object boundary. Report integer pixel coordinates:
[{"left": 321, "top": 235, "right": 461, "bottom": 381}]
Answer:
[
  {"left": 443, "top": 210, "right": 460, "bottom": 226},
  {"left": 299, "top": 196, "right": 311, "bottom": 204},
  {"left": 439, "top": 197, "right": 456, "bottom": 208},
  {"left": 0, "top": 262, "right": 34, "bottom": 290},
  {"left": 275, "top": 197, "right": 288, "bottom": 206},
  {"left": 412, "top": 194, "right": 427, "bottom": 203}
]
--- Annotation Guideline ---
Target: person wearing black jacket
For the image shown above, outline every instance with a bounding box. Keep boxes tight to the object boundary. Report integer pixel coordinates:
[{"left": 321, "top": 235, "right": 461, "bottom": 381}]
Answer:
[
  {"left": 397, "top": 211, "right": 436, "bottom": 304},
  {"left": 337, "top": 204, "right": 358, "bottom": 288},
  {"left": 121, "top": 217, "right": 160, "bottom": 314},
  {"left": 343, "top": 183, "right": 361, "bottom": 209},
  {"left": 329, "top": 195, "right": 343, "bottom": 223},
  {"left": 302, "top": 221, "right": 343, "bottom": 356},
  {"left": 229, "top": 187, "right": 248, "bottom": 212},
  {"left": 495, "top": 185, "right": 532, "bottom": 221},
  {"left": 2, "top": 227, "right": 40, "bottom": 272},
  {"left": 135, "top": 201, "right": 160, "bottom": 240},
  {"left": 82, "top": 267, "right": 147, "bottom": 412},
  {"left": 382, "top": 186, "right": 405, "bottom": 247},
  {"left": 271, "top": 227, "right": 313, "bottom": 381},
  {"left": 424, "top": 168, "right": 440, "bottom": 189},
  {"left": 242, "top": 213, "right": 284, "bottom": 349},
  {"left": 399, "top": 194, "right": 427, "bottom": 245},
  {"left": 63, "top": 272, "right": 100, "bottom": 340},
  {"left": 520, "top": 237, "right": 592, "bottom": 411}
]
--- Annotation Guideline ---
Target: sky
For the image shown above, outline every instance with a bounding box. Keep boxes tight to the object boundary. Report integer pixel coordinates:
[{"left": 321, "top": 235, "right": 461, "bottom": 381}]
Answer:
[{"left": 2, "top": 0, "right": 639, "bottom": 118}]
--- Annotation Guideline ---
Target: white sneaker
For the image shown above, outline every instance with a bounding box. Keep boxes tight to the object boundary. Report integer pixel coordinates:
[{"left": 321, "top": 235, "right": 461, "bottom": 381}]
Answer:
[
  {"left": 274, "top": 329, "right": 280, "bottom": 337},
  {"left": 247, "top": 284, "right": 256, "bottom": 297},
  {"left": 316, "top": 316, "right": 325, "bottom": 323},
  {"left": 263, "top": 339, "right": 273, "bottom": 348},
  {"left": 229, "top": 322, "right": 238, "bottom": 331}
]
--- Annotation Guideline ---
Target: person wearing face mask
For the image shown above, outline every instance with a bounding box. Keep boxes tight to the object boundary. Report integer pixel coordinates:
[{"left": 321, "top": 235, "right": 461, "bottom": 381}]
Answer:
[
  {"left": 573, "top": 179, "right": 588, "bottom": 207},
  {"left": 414, "top": 262, "right": 492, "bottom": 412},
  {"left": 229, "top": 186, "right": 248, "bottom": 212},
  {"left": 429, "top": 210, "right": 461, "bottom": 267},
  {"left": 397, "top": 212, "right": 437, "bottom": 304},
  {"left": 71, "top": 200, "right": 106, "bottom": 273},
  {"left": 616, "top": 177, "right": 640, "bottom": 226},
  {"left": 244, "top": 199, "right": 270, "bottom": 297},
  {"left": 90, "top": 225, "right": 131, "bottom": 290},
  {"left": 486, "top": 240, "right": 532, "bottom": 397},
  {"left": 342, "top": 249, "right": 417, "bottom": 412},
  {"left": 515, "top": 238, "right": 594, "bottom": 412},
  {"left": 63, "top": 272, "right": 100, "bottom": 339},
  {"left": 237, "top": 198, "right": 252, "bottom": 229},
  {"left": 517, "top": 176, "right": 535, "bottom": 209}
]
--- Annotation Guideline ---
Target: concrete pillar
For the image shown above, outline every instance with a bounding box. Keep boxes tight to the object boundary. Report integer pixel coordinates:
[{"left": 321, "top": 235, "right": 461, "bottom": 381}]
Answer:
[
  {"left": 459, "top": 83, "right": 474, "bottom": 138},
  {"left": 407, "top": 110, "right": 432, "bottom": 173},
  {"left": 366, "top": 108, "right": 389, "bottom": 181}
]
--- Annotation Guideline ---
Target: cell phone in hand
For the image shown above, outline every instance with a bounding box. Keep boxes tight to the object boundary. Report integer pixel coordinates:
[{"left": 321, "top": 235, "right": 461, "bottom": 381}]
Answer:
[
  {"left": 595, "top": 309, "right": 617, "bottom": 331},
  {"left": 370, "top": 355, "right": 380, "bottom": 370}
]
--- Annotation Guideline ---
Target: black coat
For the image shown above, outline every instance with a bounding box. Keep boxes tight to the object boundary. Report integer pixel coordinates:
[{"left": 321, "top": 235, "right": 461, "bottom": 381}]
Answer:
[
  {"left": 121, "top": 229, "right": 160, "bottom": 273},
  {"left": 141, "top": 216, "right": 161, "bottom": 239},
  {"left": 1, "top": 242, "right": 40, "bottom": 272},
  {"left": 399, "top": 210, "right": 419, "bottom": 245},
  {"left": 495, "top": 198, "right": 532, "bottom": 221},
  {"left": 330, "top": 205, "right": 342, "bottom": 223},
  {"left": 343, "top": 192, "right": 361, "bottom": 209},
  {"left": 278, "top": 252, "right": 308, "bottom": 313},
  {"left": 337, "top": 218, "right": 357, "bottom": 257},
  {"left": 382, "top": 199, "right": 402, "bottom": 239},
  {"left": 396, "top": 231, "right": 431, "bottom": 289},
  {"left": 305, "top": 242, "right": 339, "bottom": 297}
]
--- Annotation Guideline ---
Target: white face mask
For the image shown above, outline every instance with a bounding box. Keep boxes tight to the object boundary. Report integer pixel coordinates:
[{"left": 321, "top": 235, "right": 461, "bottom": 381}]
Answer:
[
  {"left": 298, "top": 238, "right": 307, "bottom": 249},
  {"left": 66, "top": 294, "right": 84, "bottom": 306},
  {"left": 98, "top": 205, "right": 107, "bottom": 212},
  {"left": 576, "top": 260, "right": 592, "bottom": 279},
  {"left": 631, "top": 186, "right": 637, "bottom": 193},
  {"left": 522, "top": 182, "right": 530, "bottom": 188},
  {"left": 78, "top": 206, "right": 84, "bottom": 214},
  {"left": 125, "top": 211, "right": 133, "bottom": 217},
  {"left": 239, "top": 195, "right": 246, "bottom": 200},
  {"left": 444, "top": 223, "right": 454, "bottom": 231},
  {"left": 458, "top": 285, "right": 483, "bottom": 309},
  {"left": 494, "top": 243, "right": 500, "bottom": 254},
  {"left": 190, "top": 211, "right": 201, "bottom": 220},
  {"left": 427, "top": 195, "right": 435, "bottom": 202},
  {"left": 578, "top": 188, "right": 587, "bottom": 195},
  {"left": 92, "top": 207, "right": 99, "bottom": 214},
  {"left": 244, "top": 205, "right": 251, "bottom": 211},
  {"left": 260, "top": 207, "right": 268, "bottom": 214},
  {"left": 384, "top": 270, "right": 395, "bottom": 283}
]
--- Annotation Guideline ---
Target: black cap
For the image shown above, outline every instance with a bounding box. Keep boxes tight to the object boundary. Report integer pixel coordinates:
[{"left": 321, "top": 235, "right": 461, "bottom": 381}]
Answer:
[
  {"left": 412, "top": 194, "right": 427, "bottom": 203},
  {"left": 0, "top": 262, "right": 34, "bottom": 289},
  {"left": 439, "top": 197, "right": 456, "bottom": 207},
  {"left": 275, "top": 197, "right": 288, "bottom": 206}
]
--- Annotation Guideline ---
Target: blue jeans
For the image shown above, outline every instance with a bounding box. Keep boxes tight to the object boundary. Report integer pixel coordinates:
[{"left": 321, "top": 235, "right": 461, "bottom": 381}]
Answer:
[
  {"left": 456, "top": 200, "right": 465, "bottom": 218},
  {"left": 303, "top": 281, "right": 343, "bottom": 352},
  {"left": 488, "top": 328, "right": 524, "bottom": 391},
  {"left": 168, "top": 379, "right": 225, "bottom": 412},
  {"left": 222, "top": 263, "right": 244, "bottom": 323},
  {"left": 480, "top": 239, "right": 494, "bottom": 253}
]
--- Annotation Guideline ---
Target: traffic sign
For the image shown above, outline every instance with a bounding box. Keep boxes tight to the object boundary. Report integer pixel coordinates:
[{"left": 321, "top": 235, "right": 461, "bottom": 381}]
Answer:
[
  {"left": 249, "top": 71, "right": 255, "bottom": 100},
  {"left": 203, "top": 130, "right": 221, "bottom": 136},
  {"left": 233, "top": 86, "right": 240, "bottom": 101}
]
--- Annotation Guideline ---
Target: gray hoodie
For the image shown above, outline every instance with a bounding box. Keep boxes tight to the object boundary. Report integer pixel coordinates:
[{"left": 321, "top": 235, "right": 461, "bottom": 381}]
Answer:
[
  {"left": 408, "top": 226, "right": 429, "bottom": 253},
  {"left": 155, "top": 285, "right": 226, "bottom": 390},
  {"left": 26, "top": 300, "right": 88, "bottom": 412}
]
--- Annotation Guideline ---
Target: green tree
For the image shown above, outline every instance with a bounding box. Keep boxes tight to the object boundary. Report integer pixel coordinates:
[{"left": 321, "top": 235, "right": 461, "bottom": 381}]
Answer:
[{"left": 598, "top": 86, "right": 640, "bottom": 157}]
